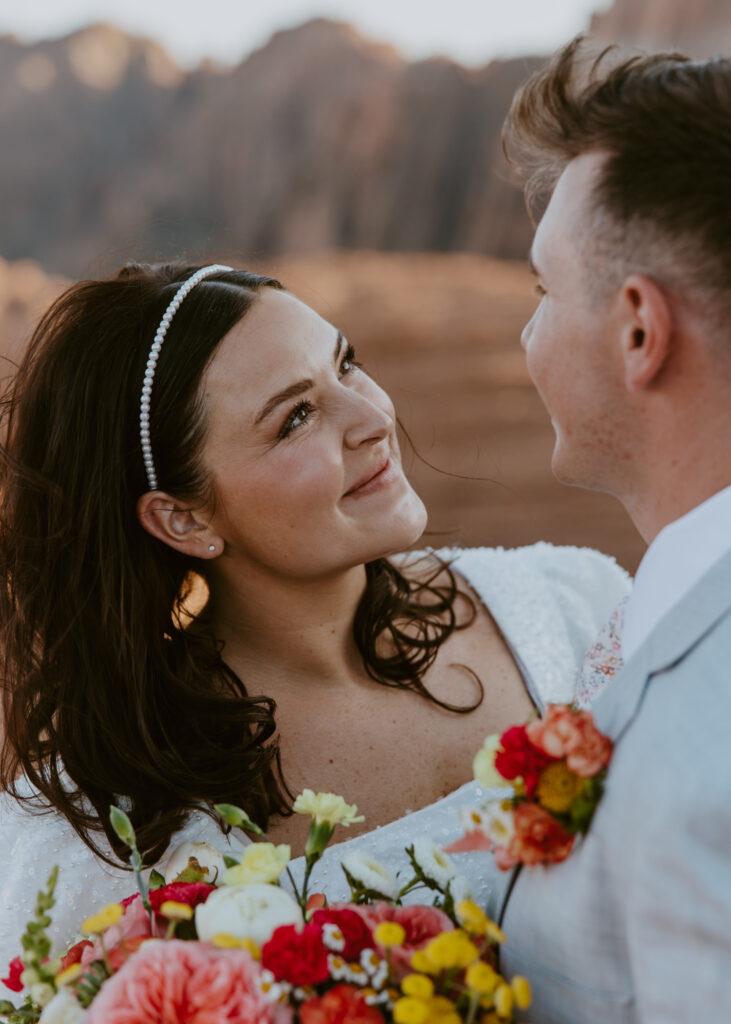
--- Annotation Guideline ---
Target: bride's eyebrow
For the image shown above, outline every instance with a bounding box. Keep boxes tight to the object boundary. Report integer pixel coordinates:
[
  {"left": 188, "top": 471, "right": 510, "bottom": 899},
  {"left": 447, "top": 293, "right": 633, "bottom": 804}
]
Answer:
[{"left": 254, "top": 330, "right": 345, "bottom": 425}]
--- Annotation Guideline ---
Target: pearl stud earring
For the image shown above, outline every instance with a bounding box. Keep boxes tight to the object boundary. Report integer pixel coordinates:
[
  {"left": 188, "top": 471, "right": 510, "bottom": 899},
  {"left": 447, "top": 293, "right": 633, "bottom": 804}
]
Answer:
[{"left": 208, "top": 544, "right": 216, "bottom": 552}]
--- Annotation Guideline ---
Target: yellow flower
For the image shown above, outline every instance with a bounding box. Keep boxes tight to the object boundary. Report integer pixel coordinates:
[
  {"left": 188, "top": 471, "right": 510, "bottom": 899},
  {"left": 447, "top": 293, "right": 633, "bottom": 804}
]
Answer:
[
  {"left": 484, "top": 920, "right": 507, "bottom": 945},
  {"left": 494, "top": 982, "right": 514, "bottom": 1018},
  {"left": 473, "top": 735, "right": 504, "bottom": 789},
  {"left": 374, "top": 921, "right": 406, "bottom": 947},
  {"left": 292, "top": 790, "right": 364, "bottom": 827},
  {"left": 536, "top": 762, "right": 585, "bottom": 813},
  {"left": 211, "top": 934, "right": 261, "bottom": 959},
  {"left": 401, "top": 974, "right": 434, "bottom": 999},
  {"left": 158, "top": 901, "right": 193, "bottom": 921},
  {"left": 393, "top": 997, "right": 429, "bottom": 1024},
  {"left": 410, "top": 950, "right": 437, "bottom": 975},
  {"left": 422, "top": 930, "right": 480, "bottom": 971},
  {"left": 511, "top": 975, "right": 532, "bottom": 1009},
  {"left": 55, "top": 963, "right": 83, "bottom": 987},
  {"left": 428, "top": 996, "right": 461, "bottom": 1022},
  {"left": 81, "top": 902, "right": 123, "bottom": 935},
  {"left": 456, "top": 899, "right": 490, "bottom": 936},
  {"left": 465, "top": 962, "right": 501, "bottom": 996},
  {"left": 223, "top": 843, "right": 290, "bottom": 886}
]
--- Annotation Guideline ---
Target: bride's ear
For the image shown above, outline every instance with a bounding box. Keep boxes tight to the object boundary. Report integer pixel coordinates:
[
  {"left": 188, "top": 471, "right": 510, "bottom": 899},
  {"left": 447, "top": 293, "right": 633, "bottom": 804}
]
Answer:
[{"left": 136, "top": 491, "right": 223, "bottom": 559}]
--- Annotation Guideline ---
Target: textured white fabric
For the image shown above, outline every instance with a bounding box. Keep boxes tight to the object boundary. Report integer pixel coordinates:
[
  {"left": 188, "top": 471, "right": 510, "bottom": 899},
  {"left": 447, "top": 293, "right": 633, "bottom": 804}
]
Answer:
[
  {"left": 622, "top": 484, "right": 731, "bottom": 662},
  {"left": 0, "top": 543, "right": 630, "bottom": 969}
]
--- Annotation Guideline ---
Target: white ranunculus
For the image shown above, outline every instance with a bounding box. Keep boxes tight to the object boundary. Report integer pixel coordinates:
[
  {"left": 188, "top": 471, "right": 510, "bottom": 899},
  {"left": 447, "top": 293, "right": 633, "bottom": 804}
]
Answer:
[
  {"left": 449, "top": 873, "right": 473, "bottom": 905},
  {"left": 412, "top": 839, "right": 456, "bottom": 889},
  {"left": 39, "top": 988, "right": 87, "bottom": 1024},
  {"left": 480, "top": 799, "right": 516, "bottom": 847},
  {"left": 163, "top": 841, "right": 228, "bottom": 885},
  {"left": 341, "top": 851, "right": 400, "bottom": 900},
  {"left": 195, "top": 883, "right": 303, "bottom": 946}
]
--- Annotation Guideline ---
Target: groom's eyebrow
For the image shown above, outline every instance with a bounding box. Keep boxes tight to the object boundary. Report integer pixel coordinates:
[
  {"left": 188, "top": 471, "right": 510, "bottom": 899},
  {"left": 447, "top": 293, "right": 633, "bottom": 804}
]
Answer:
[{"left": 254, "top": 331, "right": 345, "bottom": 425}]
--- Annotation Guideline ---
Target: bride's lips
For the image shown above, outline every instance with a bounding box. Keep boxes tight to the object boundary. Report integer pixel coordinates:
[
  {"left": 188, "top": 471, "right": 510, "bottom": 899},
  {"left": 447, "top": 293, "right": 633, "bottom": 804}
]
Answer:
[{"left": 343, "top": 457, "right": 396, "bottom": 498}]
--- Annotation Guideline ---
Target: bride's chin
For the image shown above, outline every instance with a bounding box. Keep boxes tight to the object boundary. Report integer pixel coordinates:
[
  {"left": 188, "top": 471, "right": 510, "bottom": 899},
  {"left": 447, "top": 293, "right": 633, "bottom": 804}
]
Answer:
[{"left": 375, "top": 489, "right": 428, "bottom": 557}]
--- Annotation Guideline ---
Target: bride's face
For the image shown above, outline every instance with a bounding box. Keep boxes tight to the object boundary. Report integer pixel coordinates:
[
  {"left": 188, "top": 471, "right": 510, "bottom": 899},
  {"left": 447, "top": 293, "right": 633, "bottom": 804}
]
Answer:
[{"left": 199, "top": 288, "right": 427, "bottom": 577}]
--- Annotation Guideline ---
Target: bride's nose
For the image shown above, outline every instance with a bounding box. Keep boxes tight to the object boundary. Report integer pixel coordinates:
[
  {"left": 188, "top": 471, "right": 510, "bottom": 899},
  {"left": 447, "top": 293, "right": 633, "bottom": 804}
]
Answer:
[{"left": 342, "top": 389, "right": 394, "bottom": 449}]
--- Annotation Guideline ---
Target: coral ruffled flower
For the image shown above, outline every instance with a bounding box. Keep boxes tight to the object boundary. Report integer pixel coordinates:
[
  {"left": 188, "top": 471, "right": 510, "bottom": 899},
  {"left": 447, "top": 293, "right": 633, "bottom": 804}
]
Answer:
[
  {"left": 526, "top": 704, "right": 612, "bottom": 777},
  {"left": 1, "top": 955, "right": 23, "bottom": 993},
  {"left": 85, "top": 939, "right": 291, "bottom": 1024},
  {"left": 299, "top": 984, "right": 384, "bottom": 1024},
  {"left": 310, "top": 906, "right": 374, "bottom": 961},
  {"left": 494, "top": 725, "right": 557, "bottom": 796},
  {"left": 504, "top": 803, "right": 575, "bottom": 868},
  {"left": 353, "top": 902, "right": 454, "bottom": 979},
  {"left": 262, "top": 923, "right": 330, "bottom": 986}
]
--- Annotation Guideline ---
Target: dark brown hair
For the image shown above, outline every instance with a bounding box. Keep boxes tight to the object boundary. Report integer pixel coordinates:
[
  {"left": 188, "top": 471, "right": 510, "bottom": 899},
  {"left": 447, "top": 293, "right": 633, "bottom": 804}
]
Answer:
[
  {"left": 503, "top": 37, "right": 731, "bottom": 315},
  {"left": 0, "top": 262, "right": 477, "bottom": 867}
]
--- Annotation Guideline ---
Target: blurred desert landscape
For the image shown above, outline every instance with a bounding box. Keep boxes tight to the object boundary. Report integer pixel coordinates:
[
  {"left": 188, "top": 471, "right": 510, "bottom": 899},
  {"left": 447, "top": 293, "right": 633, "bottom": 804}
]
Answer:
[{"left": 1, "top": 0, "right": 728, "bottom": 574}]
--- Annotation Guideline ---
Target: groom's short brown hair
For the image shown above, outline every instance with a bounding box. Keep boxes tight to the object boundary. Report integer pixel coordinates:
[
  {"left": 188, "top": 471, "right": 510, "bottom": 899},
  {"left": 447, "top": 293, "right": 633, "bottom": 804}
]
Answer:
[{"left": 503, "top": 37, "right": 731, "bottom": 325}]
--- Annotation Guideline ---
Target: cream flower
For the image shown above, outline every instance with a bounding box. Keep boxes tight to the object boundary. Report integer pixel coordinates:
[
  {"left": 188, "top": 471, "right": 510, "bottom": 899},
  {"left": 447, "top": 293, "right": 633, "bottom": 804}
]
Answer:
[
  {"left": 223, "top": 843, "right": 291, "bottom": 886},
  {"left": 411, "top": 839, "right": 456, "bottom": 888},
  {"left": 341, "top": 851, "right": 400, "bottom": 900},
  {"left": 39, "top": 989, "right": 87, "bottom": 1024},
  {"left": 293, "top": 790, "right": 364, "bottom": 827},
  {"left": 163, "top": 841, "right": 227, "bottom": 885},
  {"left": 473, "top": 734, "right": 504, "bottom": 789},
  {"left": 195, "top": 883, "right": 302, "bottom": 947}
]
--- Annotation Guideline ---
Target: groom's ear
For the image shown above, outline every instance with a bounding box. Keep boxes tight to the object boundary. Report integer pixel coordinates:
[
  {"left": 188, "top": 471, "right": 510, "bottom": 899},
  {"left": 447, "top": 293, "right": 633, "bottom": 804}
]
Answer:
[{"left": 618, "top": 274, "right": 673, "bottom": 392}]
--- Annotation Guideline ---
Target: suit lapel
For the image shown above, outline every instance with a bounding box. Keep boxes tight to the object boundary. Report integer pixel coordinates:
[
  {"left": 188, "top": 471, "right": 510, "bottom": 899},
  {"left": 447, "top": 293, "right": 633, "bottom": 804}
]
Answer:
[{"left": 592, "top": 546, "right": 731, "bottom": 741}]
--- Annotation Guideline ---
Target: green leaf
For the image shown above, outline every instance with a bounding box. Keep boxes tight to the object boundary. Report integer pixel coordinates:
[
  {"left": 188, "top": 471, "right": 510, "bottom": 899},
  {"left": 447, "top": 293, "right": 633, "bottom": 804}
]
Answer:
[
  {"left": 223, "top": 855, "right": 240, "bottom": 869},
  {"left": 148, "top": 869, "right": 166, "bottom": 890},
  {"left": 109, "top": 805, "right": 135, "bottom": 846},
  {"left": 214, "top": 804, "right": 264, "bottom": 836}
]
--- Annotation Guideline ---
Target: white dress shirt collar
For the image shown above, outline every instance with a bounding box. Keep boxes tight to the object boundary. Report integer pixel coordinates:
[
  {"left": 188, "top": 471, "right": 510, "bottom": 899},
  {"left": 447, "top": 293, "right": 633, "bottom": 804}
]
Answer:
[{"left": 622, "top": 485, "right": 731, "bottom": 663}]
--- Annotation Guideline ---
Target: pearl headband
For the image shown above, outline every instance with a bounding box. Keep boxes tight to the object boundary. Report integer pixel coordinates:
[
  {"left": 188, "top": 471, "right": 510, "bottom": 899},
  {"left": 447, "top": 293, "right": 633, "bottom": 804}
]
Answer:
[{"left": 139, "top": 264, "right": 232, "bottom": 491}]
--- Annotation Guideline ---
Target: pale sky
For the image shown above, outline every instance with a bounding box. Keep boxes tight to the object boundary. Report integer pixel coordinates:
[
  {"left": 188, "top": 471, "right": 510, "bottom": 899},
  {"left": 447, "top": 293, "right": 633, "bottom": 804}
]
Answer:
[{"left": 0, "top": 0, "right": 612, "bottom": 68}]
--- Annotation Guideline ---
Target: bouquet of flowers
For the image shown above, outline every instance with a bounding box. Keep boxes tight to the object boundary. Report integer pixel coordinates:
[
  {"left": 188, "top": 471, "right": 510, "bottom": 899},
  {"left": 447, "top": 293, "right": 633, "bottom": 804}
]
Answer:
[
  {"left": 1, "top": 791, "right": 531, "bottom": 1024},
  {"left": 448, "top": 704, "right": 613, "bottom": 869}
]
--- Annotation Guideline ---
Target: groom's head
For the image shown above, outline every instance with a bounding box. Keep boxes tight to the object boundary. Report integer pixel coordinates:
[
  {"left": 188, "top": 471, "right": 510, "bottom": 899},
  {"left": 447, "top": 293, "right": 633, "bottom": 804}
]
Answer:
[{"left": 503, "top": 38, "right": 731, "bottom": 538}]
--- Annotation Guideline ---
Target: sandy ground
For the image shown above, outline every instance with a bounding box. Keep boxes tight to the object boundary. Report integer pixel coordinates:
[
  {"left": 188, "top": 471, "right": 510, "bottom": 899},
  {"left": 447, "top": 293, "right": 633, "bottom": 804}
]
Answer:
[{"left": 0, "top": 250, "right": 644, "bottom": 574}]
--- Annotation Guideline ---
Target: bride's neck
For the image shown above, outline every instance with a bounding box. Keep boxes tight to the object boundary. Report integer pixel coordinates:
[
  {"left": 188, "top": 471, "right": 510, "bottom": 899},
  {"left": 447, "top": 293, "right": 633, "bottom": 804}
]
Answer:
[{"left": 205, "top": 559, "right": 369, "bottom": 686}]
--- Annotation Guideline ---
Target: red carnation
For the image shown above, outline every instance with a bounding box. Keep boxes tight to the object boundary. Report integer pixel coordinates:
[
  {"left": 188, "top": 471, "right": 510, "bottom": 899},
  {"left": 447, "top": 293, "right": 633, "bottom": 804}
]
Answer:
[
  {"left": 310, "top": 906, "right": 374, "bottom": 961},
  {"left": 262, "top": 922, "right": 329, "bottom": 986},
  {"left": 495, "top": 724, "right": 557, "bottom": 796},
  {"left": 299, "top": 984, "right": 385, "bottom": 1024},
  {"left": 1, "top": 956, "right": 23, "bottom": 993},
  {"left": 58, "top": 940, "right": 93, "bottom": 974},
  {"left": 149, "top": 881, "right": 215, "bottom": 916}
]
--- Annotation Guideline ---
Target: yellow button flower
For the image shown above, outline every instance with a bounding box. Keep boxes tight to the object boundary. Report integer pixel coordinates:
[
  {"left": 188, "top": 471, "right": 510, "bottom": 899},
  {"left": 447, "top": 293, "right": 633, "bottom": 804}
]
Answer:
[
  {"left": 55, "top": 963, "right": 83, "bottom": 987},
  {"left": 456, "top": 899, "right": 490, "bottom": 936},
  {"left": 374, "top": 921, "right": 406, "bottom": 947},
  {"left": 494, "top": 982, "right": 514, "bottom": 1017},
  {"left": 211, "top": 934, "right": 261, "bottom": 959},
  {"left": 223, "top": 842, "right": 291, "bottom": 886},
  {"left": 401, "top": 974, "right": 434, "bottom": 999},
  {"left": 511, "top": 975, "right": 532, "bottom": 1009},
  {"left": 158, "top": 901, "right": 193, "bottom": 921},
  {"left": 536, "top": 762, "right": 585, "bottom": 813},
  {"left": 423, "top": 930, "right": 480, "bottom": 971},
  {"left": 410, "top": 950, "right": 437, "bottom": 975},
  {"left": 81, "top": 902, "right": 123, "bottom": 935},
  {"left": 393, "top": 997, "right": 429, "bottom": 1024},
  {"left": 292, "top": 790, "right": 365, "bottom": 827},
  {"left": 465, "top": 961, "right": 501, "bottom": 996}
]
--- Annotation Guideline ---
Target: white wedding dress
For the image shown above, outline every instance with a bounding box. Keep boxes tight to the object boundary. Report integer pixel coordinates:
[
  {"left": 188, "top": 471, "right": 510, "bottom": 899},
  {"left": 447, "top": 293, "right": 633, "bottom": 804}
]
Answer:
[{"left": 0, "top": 544, "right": 630, "bottom": 970}]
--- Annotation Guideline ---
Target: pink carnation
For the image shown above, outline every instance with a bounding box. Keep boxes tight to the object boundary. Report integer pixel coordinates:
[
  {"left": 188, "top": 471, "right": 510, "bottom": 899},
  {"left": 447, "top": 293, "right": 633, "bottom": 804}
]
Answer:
[
  {"left": 352, "top": 902, "right": 453, "bottom": 978},
  {"left": 526, "top": 704, "right": 612, "bottom": 777},
  {"left": 502, "top": 803, "right": 575, "bottom": 868},
  {"left": 85, "top": 940, "right": 292, "bottom": 1024}
]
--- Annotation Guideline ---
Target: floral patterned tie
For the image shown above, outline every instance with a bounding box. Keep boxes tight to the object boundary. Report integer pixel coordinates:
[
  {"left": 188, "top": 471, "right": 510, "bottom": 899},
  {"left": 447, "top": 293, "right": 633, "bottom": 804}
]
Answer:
[{"left": 574, "top": 597, "right": 627, "bottom": 710}]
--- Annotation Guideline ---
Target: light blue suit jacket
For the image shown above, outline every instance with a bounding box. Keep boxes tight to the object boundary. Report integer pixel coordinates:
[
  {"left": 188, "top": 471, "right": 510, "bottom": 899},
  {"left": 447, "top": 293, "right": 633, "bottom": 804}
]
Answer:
[{"left": 497, "top": 546, "right": 731, "bottom": 1022}]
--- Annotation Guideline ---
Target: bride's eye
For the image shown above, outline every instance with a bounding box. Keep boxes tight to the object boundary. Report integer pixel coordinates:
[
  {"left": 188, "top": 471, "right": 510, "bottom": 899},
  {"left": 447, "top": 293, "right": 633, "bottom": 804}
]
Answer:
[
  {"left": 279, "top": 399, "right": 314, "bottom": 440},
  {"left": 339, "top": 343, "right": 362, "bottom": 377}
]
